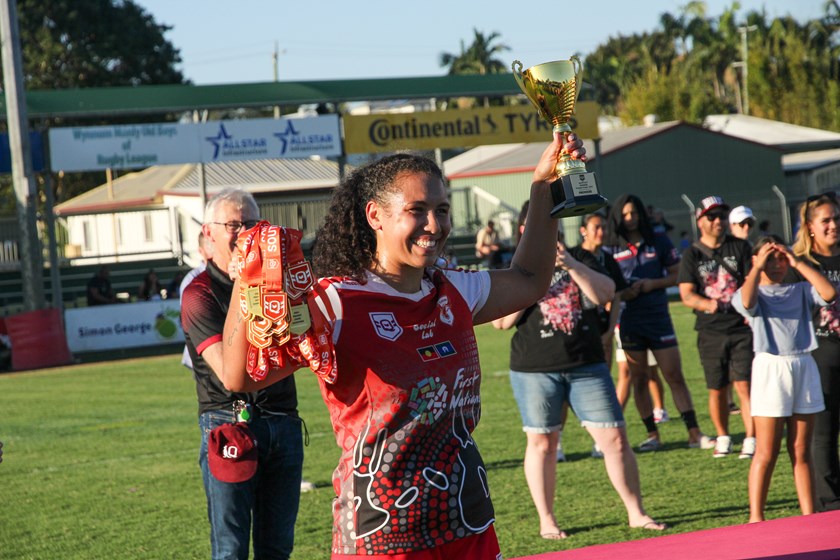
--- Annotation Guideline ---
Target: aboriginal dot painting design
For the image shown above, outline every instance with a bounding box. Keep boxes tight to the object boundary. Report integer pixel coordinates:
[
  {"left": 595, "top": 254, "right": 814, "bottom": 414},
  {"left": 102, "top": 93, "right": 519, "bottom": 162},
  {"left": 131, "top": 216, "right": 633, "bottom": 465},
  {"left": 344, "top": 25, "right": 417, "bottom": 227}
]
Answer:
[{"left": 408, "top": 377, "right": 448, "bottom": 425}]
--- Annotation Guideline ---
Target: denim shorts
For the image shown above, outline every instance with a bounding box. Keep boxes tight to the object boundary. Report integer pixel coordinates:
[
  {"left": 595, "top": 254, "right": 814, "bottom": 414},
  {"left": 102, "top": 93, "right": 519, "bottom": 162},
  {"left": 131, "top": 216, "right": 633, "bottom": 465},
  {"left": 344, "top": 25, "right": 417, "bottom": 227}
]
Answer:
[{"left": 509, "top": 362, "right": 625, "bottom": 431}]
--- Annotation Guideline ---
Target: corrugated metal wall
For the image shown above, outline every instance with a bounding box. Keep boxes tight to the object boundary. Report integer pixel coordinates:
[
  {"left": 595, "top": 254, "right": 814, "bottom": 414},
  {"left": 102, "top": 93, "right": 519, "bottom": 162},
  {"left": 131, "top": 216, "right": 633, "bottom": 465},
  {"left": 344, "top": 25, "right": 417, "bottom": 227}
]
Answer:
[
  {"left": 450, "top": 127, "right": 790, "bottom": 245},
  {"left": 598, "top": 127, "right": 786, "bottom": 243}
]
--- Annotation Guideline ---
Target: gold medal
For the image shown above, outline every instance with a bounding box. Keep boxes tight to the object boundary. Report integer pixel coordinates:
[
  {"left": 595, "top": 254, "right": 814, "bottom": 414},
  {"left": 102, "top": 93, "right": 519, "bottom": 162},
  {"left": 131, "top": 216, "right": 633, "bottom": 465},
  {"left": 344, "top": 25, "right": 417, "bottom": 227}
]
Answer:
[{"left": 289, "top": 304, "right": 312, "bottom": 335}]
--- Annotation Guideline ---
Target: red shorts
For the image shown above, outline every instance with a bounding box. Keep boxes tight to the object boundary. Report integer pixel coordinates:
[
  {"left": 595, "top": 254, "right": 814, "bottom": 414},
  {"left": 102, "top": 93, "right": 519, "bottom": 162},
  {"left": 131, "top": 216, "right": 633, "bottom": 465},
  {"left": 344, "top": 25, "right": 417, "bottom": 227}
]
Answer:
[{"left": 331, "top": 525, "right": 502, "bottom": 560}]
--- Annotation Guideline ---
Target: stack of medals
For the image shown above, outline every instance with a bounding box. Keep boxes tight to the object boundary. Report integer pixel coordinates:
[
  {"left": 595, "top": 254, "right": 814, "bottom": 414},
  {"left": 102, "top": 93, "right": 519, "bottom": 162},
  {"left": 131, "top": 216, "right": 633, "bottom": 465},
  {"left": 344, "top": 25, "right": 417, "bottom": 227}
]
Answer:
[{"left": 235, "top": 222, "right": 336, "bottom": 383}]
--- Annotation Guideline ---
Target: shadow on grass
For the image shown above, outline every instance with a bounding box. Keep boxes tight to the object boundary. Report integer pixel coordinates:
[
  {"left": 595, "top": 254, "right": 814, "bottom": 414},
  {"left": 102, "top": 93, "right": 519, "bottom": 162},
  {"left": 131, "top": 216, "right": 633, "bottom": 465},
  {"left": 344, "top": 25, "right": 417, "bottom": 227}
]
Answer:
[{"left": 658, "top": 498, "right": 799, "bottom": 528}]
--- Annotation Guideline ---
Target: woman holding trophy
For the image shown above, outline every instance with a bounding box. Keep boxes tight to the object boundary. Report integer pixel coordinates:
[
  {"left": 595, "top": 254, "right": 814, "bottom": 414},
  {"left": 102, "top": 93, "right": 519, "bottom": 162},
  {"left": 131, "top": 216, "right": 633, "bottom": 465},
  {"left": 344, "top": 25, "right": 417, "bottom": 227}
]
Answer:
[{"left": 217, "top": 130, "right": 587, "bottom": 557}]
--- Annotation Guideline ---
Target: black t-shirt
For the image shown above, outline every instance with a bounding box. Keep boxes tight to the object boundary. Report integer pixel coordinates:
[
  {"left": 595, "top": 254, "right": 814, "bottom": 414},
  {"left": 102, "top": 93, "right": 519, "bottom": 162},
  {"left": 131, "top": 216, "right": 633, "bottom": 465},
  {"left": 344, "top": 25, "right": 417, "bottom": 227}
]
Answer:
[
  {"left": 677, "top": 236, "right": 752, "bottom": 334},
  {"left": 87, "top": 275, "right": 113, "bottom": 305},
  {"left": 784, "top": 252, "right": 840, "bottom": 343},
  {"left": 181, "top": 260, "right": 298, "bottom": 416},
  {"left": 509, "top": 246, "right": 612, "bottom": 372}
]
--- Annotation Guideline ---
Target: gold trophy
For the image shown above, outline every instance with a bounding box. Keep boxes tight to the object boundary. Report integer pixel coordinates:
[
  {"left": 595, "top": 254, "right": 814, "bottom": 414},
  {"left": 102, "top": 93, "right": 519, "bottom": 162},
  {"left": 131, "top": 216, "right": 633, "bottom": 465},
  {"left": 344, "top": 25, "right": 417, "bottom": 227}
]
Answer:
[{"left": 512, "top": 57, "right": 607, "bottom": 218}]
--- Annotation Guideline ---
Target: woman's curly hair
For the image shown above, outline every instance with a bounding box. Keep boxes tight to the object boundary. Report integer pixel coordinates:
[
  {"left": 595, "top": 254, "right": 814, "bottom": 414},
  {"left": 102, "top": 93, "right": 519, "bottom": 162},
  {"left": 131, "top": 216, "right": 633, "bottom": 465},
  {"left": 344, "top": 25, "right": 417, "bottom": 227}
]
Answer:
[{"left": 313, "top": 153, "right": 444, "bottom": 281}]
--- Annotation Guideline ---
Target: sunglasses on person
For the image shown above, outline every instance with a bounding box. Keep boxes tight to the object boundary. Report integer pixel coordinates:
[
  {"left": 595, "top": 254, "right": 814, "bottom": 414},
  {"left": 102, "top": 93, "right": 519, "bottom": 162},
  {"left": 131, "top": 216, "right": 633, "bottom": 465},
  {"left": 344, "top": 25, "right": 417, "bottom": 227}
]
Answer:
[
  {"left": 209, "top": 220, "right": 260, "bottom": 234},
  {"left": 806, "top": 192, "right": 838, "bottom": 205},
  {"left": 704, "top": 211, "right": 727, "bottom": 221},
  {"left": 734, "top": 219, "right": 755, "bottom": 228}
]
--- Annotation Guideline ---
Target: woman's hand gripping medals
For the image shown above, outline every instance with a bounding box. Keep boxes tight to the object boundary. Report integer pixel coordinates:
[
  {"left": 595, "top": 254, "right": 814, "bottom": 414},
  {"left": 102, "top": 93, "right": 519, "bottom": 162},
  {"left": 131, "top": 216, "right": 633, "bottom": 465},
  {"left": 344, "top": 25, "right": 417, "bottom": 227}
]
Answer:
[{"left": 235, "top": 222, "right": 336, "bottom": 383}]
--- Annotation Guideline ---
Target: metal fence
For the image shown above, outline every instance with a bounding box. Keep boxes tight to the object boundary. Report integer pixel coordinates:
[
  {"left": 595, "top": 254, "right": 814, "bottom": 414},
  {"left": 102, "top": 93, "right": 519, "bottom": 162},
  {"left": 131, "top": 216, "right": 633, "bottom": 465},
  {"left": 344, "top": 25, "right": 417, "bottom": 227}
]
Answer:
[{"left": 0, "top": 217, "right": 19, "bottom": 268}]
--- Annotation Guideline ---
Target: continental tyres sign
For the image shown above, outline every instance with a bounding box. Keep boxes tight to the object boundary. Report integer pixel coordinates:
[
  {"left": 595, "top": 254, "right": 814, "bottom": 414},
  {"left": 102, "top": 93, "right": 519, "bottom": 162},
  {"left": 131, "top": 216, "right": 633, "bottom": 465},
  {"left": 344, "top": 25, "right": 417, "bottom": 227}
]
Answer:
[{"left": 343, "top": 101, "right": 599, "bottom": 154}]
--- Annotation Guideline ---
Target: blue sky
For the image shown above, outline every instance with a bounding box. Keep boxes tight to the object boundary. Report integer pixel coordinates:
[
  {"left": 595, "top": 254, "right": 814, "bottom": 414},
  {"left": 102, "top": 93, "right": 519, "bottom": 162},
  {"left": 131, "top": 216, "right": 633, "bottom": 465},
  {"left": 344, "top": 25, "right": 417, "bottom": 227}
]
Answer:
[{"left": 133, "top": 0, "right": 825, "bottom": 85}]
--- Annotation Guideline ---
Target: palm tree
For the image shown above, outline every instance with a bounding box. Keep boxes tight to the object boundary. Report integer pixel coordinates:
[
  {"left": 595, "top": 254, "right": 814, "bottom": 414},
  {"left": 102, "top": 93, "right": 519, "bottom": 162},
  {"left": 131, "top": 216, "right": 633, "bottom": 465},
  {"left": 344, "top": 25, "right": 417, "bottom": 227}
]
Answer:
[
  {"left": 439, "top": 29, "right": 510, "bottom": 107},
  {"left": 439, "top": 29, "right": 510, "bottom": 76}
]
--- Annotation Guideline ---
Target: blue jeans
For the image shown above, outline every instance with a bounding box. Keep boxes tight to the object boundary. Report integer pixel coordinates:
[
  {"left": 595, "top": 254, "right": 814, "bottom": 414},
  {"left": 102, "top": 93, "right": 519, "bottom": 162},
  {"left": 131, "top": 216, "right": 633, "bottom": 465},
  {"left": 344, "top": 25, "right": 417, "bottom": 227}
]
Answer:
[
  {"left": 199, "top": 409, "right": 304, "bottom": 560},
  {"left": 510, "top": 362, "right": 625, "bottom": 431}
]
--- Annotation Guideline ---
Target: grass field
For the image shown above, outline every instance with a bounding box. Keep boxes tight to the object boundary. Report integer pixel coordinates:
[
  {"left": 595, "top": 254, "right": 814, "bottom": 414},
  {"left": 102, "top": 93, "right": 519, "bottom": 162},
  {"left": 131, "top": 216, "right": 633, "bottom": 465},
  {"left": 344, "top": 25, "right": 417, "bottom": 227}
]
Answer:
[{"left": 0, "top": 303, "right": 804, "bottom": 559}]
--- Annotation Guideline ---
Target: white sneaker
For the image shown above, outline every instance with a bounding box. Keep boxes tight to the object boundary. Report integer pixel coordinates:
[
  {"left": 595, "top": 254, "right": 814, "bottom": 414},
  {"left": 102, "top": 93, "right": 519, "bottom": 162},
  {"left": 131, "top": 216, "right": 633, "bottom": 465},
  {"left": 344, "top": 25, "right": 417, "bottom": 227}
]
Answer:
[
  {"left": 556, "top": 444, "right": 566, "bottom": 463},
  {"left": 739, "top": 437, "right": 756, "bottom": 459},
  {"left": 591, "top": 443, "right": 604, "bottom": 459},
  {"left": 653, "top": 408, "right": 670, "bottom": 424},
  {"left": 689, "top": 434, "right": 717, "bottom": 450},
  {"left": 300, "top": 480, "right": 316, "bottom": 492},
  {"left": 713, "top": 435, "right": 732, "bottom": 458}
]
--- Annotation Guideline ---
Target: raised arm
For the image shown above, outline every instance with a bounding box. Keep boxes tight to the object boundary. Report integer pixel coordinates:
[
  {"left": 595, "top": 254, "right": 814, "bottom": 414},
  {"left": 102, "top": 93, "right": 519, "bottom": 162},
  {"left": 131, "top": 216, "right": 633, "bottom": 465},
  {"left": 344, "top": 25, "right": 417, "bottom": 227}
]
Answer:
[
  {"left": 474, "top": 132, "right": 584, "bottom": 325},
  {"left": 216, "top": 279, "right": 300, "bottom": 392},
  {"left": 783, "top": 248, "right": 837, "bottom": 304},
  {"left": 560, "top": 246, "right": 615, "bottom": 306}
]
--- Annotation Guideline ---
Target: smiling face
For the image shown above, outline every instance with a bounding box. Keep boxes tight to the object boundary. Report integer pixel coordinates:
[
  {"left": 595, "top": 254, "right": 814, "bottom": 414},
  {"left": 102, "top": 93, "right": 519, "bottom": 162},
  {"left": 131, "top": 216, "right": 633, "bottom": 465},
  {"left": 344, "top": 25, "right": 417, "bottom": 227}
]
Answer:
[
  {"left": 807, "top": 202, "right": 840, "bottom": 252},
  {"left": 366, "top": 171, "right": 451, "bottom": 283},
  {"left": 581, "top": 215, "right": 606, "bottom": 248},
  {"left": 203, "top": 200, "right": 259, "bottom": 272},
  {"left": 699, "top": 209, "right": 726, "bottom": 239}
]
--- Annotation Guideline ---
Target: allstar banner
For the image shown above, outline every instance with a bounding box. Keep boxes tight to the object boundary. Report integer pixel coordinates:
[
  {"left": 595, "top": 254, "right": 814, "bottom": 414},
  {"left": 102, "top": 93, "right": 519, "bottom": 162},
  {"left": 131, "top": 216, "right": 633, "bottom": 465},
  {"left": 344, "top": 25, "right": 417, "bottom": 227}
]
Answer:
[{"left": 48, "top": 115, "right": 341, "bottom": 172}]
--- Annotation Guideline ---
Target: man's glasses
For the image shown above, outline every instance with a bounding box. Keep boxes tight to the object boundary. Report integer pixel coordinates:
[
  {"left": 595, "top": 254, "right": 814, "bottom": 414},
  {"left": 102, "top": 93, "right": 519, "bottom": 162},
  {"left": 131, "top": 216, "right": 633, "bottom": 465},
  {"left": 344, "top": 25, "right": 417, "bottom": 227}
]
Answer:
[
  {"left": 705, "top": 211, "right": 726, "bottom": 221},
  {"left": 209, "top": 220, "right": 259, "bottom": 234}
]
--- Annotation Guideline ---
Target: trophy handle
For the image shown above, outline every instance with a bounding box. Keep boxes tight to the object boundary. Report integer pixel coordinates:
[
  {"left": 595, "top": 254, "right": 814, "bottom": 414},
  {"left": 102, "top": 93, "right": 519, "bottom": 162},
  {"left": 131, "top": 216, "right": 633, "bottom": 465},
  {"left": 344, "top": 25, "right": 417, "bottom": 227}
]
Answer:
[
  {"left": 569, "top": 55, "right": 583, "bottom": 103},
  {"left": 511, "top": 60, "right": 525, "bottom": 92},
  {"left": 571, "top": 55, "right": 583, "bottom": 105}
]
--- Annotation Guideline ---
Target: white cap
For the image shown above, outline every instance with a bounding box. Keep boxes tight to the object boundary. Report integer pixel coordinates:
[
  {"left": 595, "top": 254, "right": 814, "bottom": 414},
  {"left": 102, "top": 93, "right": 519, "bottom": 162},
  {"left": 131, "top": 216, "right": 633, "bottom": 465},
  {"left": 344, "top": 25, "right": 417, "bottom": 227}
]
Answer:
[{"left": 729, "top": 205, "right": 755, "bottom": 224}]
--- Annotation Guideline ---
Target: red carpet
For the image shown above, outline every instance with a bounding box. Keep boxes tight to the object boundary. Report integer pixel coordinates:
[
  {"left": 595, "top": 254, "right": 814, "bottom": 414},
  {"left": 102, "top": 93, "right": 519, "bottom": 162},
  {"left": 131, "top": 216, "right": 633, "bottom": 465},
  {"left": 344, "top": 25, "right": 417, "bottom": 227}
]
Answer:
[{"left": 514, "top": 510, "right": 840, "bottom": 560}]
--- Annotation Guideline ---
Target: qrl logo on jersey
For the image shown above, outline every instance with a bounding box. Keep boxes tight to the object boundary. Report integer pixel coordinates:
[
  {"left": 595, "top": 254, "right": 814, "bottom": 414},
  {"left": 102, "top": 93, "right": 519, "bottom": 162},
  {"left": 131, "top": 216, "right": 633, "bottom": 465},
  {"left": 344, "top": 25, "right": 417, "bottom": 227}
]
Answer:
[
  {"left": 286, "top": 262, "right": 314, "bottom": 299},
  {"left": 370, "top": 312, "right": 403, "bottom": 341},
  {"left": 262, "top": 293, "right": 287, "bottom": 321}
]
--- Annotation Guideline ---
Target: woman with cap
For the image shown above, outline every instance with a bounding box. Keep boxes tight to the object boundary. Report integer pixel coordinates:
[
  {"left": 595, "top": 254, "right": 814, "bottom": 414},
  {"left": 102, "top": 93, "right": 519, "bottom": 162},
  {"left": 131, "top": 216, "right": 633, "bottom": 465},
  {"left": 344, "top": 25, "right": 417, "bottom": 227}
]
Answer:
[
  {"left": 729, "top": 206, "right": 756, "bottom": 242},
  {"left": 218, "top": 132, "right": 588, "bottom": 557},
  {"left": 603, "top": 194, "right": 714, "bottom": 451}
]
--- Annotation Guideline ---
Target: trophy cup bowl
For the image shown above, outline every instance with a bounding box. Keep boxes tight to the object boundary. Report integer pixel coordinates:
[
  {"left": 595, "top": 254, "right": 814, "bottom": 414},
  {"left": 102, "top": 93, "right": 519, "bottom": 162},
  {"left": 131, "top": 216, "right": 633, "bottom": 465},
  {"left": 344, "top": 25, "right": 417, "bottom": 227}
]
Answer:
[{"left": 512, "top": 57, "right": 607, "bottom": 219}]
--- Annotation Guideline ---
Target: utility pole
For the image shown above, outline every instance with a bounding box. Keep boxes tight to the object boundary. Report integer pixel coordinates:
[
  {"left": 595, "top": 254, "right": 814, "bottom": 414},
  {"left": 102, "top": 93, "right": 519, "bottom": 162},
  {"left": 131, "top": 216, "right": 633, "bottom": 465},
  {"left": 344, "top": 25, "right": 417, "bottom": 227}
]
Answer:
[
  {"left": 1, "top": 0, "right": 45, "bottom": 311},
  {"left": 734, "top": 25, "right": 758, "bottom": 115},
  {"left": 273, "top": 41, "right": 285, "bottom": 119}
]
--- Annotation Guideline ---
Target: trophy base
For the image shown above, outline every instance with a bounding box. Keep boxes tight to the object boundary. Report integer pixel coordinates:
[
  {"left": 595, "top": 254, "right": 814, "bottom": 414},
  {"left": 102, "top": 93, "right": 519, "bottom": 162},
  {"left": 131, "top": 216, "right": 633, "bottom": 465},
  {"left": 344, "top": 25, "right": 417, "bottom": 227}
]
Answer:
[{"left": 549, "top": 171, "right": 608, "bottom": 219}]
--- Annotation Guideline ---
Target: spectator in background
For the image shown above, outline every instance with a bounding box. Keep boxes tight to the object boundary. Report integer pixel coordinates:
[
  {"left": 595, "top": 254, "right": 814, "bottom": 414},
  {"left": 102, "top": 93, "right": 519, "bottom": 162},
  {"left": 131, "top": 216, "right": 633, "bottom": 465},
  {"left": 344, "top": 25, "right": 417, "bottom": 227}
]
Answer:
[
  {"left": 0, "top": 440, "right": 4, "bottom": 464},
  {"left": 732, "top": 235, "right": 835, "bottom": 522},
  {"left": 679, "top": 231, "right": 691, "bottom": 252},
  {"left": 166, "top": 270, "right": 186, "bottom": 298},
  {"left": 181, "top": 231, "right": 214, "bottom": 370},
  {"left": 181, "top": 189, "right": 303, "bottom": 560},
  {"left": 138, "top": 269, "right": 164, "bottom": 301},
  {"left": 730, "top": 206, "right": 756, "bottom": 242},
  {"left": 475, "top": 219, "right": 502, "bottom": 269},
  {"left": 86, "top": 266, "right": 117, "bottom": 306},
  {"left": 493, "top": 201, "right": 665, "bottom": 538},
  {"left": 648, "top": 206, "right": 674, "bottom": 236},
  {"left": 788, "top": 193, "right": 840, "bottom": 512},
  {"left": 758, "top": 220, "right": 772, "bottom": 238},
  {"left": 679, "top": 196, "right": 755, "bottom": 459},
  {"left": 603, "top": 194, "right": 714, "bottom": 452}
]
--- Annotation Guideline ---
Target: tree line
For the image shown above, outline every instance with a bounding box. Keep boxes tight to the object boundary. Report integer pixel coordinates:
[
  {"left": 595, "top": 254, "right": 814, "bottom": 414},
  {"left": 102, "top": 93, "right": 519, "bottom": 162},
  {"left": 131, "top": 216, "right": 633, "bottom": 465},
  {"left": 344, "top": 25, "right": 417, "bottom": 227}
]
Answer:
[
  {"left": 1, "top": 1, "right": 838, "bottom": 209},
  {"left": 442, "top": 2, "right": 840, "bottom": 131}
]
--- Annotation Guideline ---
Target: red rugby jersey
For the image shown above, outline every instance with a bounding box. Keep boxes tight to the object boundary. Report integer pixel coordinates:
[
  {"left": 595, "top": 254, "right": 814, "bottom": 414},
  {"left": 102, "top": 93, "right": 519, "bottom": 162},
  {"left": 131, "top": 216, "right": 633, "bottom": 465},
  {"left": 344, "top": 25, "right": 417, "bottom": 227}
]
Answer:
[{"left": 312, "top": 268, "right": 493, "bottom": 555}]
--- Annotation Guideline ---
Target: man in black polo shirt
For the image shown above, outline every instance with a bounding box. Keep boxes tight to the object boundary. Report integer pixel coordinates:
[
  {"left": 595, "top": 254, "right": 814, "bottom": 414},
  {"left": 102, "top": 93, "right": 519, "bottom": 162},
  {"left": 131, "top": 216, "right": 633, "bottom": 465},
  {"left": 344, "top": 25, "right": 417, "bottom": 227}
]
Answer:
[
  {"left": 181, "top": 188, "right": 302, "bottom": 560},
  {"left": 678, "top": 196, "right": 755, "bottom": 459}
]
